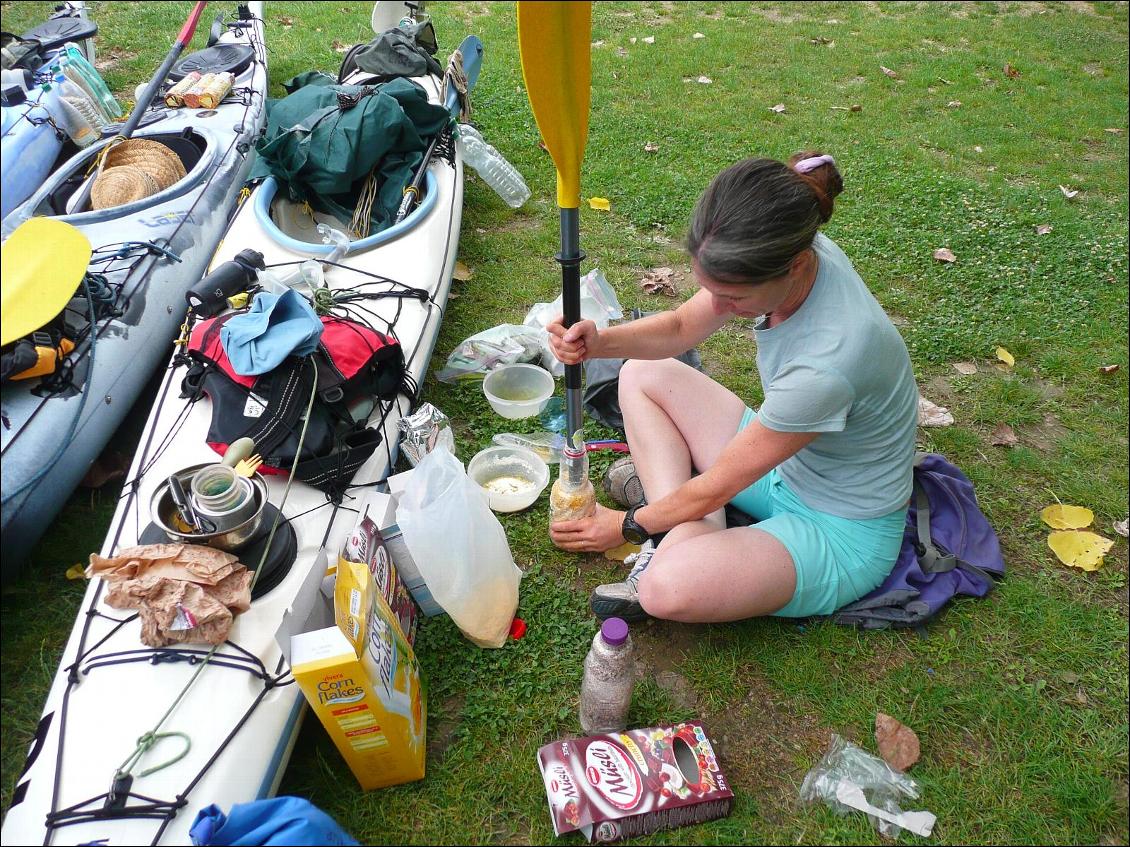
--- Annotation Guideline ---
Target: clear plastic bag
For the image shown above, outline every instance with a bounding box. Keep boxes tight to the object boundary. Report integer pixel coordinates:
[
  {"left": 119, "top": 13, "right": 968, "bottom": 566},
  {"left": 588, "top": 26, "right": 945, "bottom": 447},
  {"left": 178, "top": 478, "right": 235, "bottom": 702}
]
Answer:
[
  {"left": 435, "top": 323, "right": 546, "bottom": 383},
  {"left": 799, "top": 734, "right": 933, "bottom": 838},
  {"left": 523, "top": 268, "right": 624, "bottom": 376},
  {"left": 396, "top": 446, "right": 522, "bottom": 647}
]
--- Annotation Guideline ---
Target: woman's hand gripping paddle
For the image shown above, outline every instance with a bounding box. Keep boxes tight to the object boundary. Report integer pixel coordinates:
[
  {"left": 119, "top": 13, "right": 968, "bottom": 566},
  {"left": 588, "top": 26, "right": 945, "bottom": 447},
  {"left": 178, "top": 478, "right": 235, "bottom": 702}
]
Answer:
[
  {"left": 517, "top": 1, "right": 592, "bottom": 441},
  {"left": 1, "top": 218, "right": 93, "bottom": 346}
]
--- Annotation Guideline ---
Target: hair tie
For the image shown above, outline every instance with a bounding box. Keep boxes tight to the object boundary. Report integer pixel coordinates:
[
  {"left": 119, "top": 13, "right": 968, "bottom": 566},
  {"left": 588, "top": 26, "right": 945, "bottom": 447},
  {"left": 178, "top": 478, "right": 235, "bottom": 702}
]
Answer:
[{"left": 793, "top": 154, "right": 835, "bottom": 174}]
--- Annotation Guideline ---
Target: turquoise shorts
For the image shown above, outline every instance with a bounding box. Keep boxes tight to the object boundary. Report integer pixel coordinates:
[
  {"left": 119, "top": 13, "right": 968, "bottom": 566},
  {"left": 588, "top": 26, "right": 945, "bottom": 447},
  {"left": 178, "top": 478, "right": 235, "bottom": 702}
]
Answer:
[{"left": 730, "top": 407, "right": 907, "bottom": 618}]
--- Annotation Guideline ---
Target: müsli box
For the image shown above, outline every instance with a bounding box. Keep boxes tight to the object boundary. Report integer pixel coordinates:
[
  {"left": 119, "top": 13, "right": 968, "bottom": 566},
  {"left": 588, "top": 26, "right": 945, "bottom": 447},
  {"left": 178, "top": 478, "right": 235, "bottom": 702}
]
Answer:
[{"left": 537, "top": 721, "right": 733, "bottom": 842}]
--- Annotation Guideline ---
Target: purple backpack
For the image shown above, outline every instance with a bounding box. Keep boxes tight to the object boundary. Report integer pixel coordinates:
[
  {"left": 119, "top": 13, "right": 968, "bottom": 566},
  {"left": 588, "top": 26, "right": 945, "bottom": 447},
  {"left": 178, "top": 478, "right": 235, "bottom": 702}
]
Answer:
[{"left": 832, "top": 453, "right": 1005, "bottom": 630}]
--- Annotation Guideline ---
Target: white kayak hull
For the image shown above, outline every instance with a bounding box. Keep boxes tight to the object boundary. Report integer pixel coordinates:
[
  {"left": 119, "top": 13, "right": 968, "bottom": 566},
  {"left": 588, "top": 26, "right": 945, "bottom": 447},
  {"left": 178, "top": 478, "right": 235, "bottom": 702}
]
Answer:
[{"left": 1, "top": 58, "right": 465, "bottom": 846}]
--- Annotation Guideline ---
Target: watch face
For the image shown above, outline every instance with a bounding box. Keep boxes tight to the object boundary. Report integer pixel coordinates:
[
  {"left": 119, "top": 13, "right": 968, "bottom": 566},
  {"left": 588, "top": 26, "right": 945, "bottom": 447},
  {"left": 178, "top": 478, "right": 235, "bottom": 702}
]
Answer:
[{"left": 623, "top": 512, "right": 648, "bottom": 544}]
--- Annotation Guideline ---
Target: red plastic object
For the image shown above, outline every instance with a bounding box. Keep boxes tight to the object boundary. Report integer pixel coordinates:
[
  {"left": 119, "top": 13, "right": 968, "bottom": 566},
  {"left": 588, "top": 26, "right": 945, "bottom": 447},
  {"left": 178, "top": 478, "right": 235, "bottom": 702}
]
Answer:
[{"left": 509, "top": 617, "right": 527, "bottom": 640}]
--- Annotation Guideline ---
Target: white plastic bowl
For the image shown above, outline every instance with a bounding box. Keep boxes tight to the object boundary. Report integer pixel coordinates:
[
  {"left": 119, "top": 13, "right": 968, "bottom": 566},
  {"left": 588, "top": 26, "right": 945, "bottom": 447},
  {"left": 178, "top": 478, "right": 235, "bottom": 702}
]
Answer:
[
  {"left": 467, "top": 445, "right": 550, "bottom": 512},
  {"left": 482, "top": 363, "right": 555, "bottom": 420}
]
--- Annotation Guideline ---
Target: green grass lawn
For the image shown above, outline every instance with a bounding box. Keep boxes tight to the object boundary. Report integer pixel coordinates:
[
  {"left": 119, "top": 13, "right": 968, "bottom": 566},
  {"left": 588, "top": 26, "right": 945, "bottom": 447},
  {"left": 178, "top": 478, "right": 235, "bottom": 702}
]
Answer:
[{"left": 2, "top": 1, "right": 1127, "bottom": 844}]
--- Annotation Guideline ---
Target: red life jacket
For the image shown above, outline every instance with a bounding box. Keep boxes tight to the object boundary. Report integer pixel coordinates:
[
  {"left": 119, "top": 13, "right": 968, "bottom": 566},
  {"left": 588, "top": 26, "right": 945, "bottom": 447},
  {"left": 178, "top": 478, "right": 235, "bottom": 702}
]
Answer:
[{"left": 182, "top": 311, "right": 407, "bottom": 491}]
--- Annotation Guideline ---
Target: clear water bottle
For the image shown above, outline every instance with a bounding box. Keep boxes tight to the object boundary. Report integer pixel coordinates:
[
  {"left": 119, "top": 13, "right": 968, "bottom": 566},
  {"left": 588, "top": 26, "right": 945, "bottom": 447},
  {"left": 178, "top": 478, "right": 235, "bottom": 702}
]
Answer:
[
  {"left": 457, "top": 123, "right": 531, "bottom": 209},
  {"left": 579, "top": 617, "right": 635, "bottom": 734}
]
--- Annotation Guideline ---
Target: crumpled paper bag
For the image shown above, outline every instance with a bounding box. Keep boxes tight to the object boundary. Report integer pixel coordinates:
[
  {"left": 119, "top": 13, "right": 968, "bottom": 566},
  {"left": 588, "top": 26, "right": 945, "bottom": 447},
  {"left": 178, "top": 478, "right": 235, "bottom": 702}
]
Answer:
[{"left": 88, "top": 543, "right": 252, "bottom": 647}]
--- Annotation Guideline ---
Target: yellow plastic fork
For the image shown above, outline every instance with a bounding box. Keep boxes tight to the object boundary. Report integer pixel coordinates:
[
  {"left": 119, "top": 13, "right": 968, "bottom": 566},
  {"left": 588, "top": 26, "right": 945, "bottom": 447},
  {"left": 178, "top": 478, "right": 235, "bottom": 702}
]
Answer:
[{"left": 233, "top": 454, "right": 263, "bottom": 477}]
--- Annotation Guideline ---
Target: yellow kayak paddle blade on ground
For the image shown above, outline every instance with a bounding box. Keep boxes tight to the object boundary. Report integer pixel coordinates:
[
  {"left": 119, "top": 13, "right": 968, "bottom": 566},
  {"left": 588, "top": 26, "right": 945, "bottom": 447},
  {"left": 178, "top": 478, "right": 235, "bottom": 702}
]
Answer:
[
  {"left": 516, "top": 1, "right": 592, "bottom": 209},
  {"left": 1, "top": 218, "right": 92, "bottom": 346}
]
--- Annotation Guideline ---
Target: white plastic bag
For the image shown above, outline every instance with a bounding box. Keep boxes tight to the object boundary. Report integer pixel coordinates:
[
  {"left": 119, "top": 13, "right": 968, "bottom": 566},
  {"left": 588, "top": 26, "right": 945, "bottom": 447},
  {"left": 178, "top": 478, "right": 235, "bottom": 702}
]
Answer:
[
  {"left": 396, "top": 446, "right": 522, "bottom": 647},
  {"left": 523, "top": 268, "right": 624, "bottom": 376}
]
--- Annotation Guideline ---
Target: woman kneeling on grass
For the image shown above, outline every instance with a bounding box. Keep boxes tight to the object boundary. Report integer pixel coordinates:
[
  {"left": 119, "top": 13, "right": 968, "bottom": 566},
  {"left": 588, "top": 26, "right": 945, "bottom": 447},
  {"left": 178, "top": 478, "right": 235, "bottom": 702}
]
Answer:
[{"left": 547, "top": 152, "right": 919, "bottom": 624}]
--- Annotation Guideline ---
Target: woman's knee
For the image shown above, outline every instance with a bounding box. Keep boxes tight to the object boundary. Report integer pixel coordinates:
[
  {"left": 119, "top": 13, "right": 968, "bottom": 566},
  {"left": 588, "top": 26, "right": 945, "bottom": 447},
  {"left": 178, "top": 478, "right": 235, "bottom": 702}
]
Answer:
[
  {"left": 618, "top": 358, "right": 687, "bottom": 403},
  {"left": 636, "top": 563, "right": 691, "bottom": 620}
]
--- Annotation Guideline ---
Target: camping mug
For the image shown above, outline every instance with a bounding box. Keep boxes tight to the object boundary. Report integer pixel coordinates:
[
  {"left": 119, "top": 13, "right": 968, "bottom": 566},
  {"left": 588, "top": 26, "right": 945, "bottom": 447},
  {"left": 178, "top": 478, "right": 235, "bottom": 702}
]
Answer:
[{"left": 190, "top": 464, "right": 257, "bottom": 531}]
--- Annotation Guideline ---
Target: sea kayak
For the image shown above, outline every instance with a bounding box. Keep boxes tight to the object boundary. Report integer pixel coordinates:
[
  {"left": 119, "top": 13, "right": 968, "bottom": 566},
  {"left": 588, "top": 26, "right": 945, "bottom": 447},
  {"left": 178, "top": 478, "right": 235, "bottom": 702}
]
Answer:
[
  {"left": 0, "top": 2, "right": 270, "bottom": 579},
  {"left": 0, "top": 14, "right": 480, "bottom": 845}
]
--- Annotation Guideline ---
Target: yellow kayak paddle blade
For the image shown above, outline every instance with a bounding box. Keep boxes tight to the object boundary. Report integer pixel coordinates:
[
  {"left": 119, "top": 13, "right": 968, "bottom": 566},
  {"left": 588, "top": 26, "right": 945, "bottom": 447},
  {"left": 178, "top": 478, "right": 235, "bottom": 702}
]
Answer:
[
  {"left": 2, "top": 218, "right": 92, "bottom": 346},
  {"left": 516, "top": 1, "right": 592, "bottom": 210}
]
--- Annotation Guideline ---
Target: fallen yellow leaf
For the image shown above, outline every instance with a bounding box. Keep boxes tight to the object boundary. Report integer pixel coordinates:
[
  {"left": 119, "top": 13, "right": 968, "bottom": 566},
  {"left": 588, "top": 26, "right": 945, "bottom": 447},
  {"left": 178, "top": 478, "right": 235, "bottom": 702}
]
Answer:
[
  {"left": 1047, "top": 530, "right": 1114, "bottom": 571},
  {"left": 995, "top": 346, "right": 1015, "bottom": 367},
  {"left": 65, "top": 564, "right": 87, "bottom": 580},
  {"left": 1041, "top": 504, "right": 1094, "bottom": 530},
  {"left": 588, "top": 197, "right": 611, "bottom": 211},
  {"left": 452, "top": 261, "right": 474, "bottom": 281}
]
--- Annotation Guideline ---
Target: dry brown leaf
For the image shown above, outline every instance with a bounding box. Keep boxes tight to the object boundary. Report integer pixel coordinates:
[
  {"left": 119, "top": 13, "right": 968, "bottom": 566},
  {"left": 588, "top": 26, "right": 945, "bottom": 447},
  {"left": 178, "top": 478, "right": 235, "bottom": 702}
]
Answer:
[
  {"left": 592, "top": 40, "right": 605, "bottom": 48},
  {"left": 640, "top": 267, "right": 677, "bottom": 297},
  {"left": 332, "top": 39, "right": 349, "bottom": 53},
  {"left": 452, "top": 261, "right": 474, "bottom": 282},
  {"left": 1059, "top": 184, "right": 1079, "bottom": 199},
  {"left": 974, "top": 145, "right": 983, "bottom": 153},
  {"left": 947, "top": 100, "right": 963, "bottom": 108},
  {"left": 933, "top": 247, "right": 957, "bottom": 263},
  {"left": 1098, "top": 364, "right": 1119, "bottom": 374},
  {"left": 918, "top": 396, "right": 954, "bottom": 427},
  {"left": 1004, "top": 62, "right": 1021, "bottom": 79},
  {"left": 629, "top": 37, "right": 637, "bottom": 45},
  {"left": 953, "top": 362, "right": 978, "bottom": 375},
  {"left": 1113, "top": 519, "right": 1128, "bottom": 538},
  {"left": 769, "top": 103, "right": 786, "bottom": 113},
  {"left": 990, "top": 423, "right": 1019, "bottom": 447},
  {"left": 616, "top": 47, "right": 628, "bottom": 57},
  {"left": 850, "top": 104, "right": 862, "bottom": 112},
  {"left": 642, "top": 36, "right": 655, "bottom": 45},
  {"left": 278, "top": 15, "right": 293, "bottom": 27},
  {"left": 1036, "top": 224, "right": 1053, "bottom": 235},
  {"left": 537, "top": 140, "right": 549, "bottom": 153},
  {"left": 811, "top": 37, "right": 835, "bottom": 46},
  {"left": 880, "top": 65, "right": 899, "bottom": 79},
  {"left": 644, "top": 141, "right": 660, "bottom": 153},
  {"left": 875, "top": 713, "right": 920, "bottom": 772},
  {"left": 1105, "top": 127, "right": 1123, "bottom": 134}
]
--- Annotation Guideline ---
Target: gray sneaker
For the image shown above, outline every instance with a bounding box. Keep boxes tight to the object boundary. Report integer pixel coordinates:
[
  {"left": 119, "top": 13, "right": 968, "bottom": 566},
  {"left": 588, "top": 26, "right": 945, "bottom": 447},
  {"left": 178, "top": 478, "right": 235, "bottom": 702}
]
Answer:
[
  {"left": 590, "top": 543, "right": 654, "bottom": 622},
  {"left": 602, "top": 456, "right": 645, "bottom": 509}
]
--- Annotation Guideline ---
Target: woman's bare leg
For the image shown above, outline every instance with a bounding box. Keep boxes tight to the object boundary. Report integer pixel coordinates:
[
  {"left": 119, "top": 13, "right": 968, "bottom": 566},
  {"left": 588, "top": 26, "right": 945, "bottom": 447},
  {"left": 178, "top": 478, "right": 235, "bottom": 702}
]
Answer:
[
  {"left": 637, "top": 528, "right": 796, "bottom": 621},
  {"left": 602, "top": 358, "right": 797, "bottom": 622},
  {"left": 617, "top": 358, "right": 747, "bottom": 544}
]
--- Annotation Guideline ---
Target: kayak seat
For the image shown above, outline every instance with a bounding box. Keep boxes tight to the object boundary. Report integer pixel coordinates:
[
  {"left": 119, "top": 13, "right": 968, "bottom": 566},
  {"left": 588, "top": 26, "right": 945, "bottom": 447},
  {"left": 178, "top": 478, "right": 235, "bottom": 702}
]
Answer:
[
  {"left": 169, "top": 44, "right": 255, "bottom": 82},
  {"left": 255, "top": 171, "right": 439, "bottom": 257},
  {"left": 45, "top": 129, "right": 208, "bottom": 215},
  {"left": 20, "top": 17, "right": 97, "bottom": 56}
]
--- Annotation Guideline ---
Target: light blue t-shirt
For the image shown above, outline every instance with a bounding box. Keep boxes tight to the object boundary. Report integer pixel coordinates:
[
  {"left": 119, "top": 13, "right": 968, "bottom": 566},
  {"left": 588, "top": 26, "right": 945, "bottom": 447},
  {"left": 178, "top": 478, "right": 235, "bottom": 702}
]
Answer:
[{"left": 753, "top": 233, "right": 918, "bottom": 519}]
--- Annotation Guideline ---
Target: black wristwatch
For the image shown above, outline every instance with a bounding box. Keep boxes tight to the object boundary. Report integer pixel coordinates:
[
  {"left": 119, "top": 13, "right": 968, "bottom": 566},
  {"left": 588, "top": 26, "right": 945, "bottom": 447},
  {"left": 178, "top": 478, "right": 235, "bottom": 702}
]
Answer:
[{"left": 621, "top": 506, "right": 650, "bottom": 544}]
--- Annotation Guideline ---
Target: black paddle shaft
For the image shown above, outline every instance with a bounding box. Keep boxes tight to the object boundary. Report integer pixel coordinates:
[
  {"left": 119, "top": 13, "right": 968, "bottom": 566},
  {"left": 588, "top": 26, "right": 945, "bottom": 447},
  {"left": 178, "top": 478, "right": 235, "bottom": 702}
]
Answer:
[{"left": 556, "top": 207, "right": 585, "bottom": 439}]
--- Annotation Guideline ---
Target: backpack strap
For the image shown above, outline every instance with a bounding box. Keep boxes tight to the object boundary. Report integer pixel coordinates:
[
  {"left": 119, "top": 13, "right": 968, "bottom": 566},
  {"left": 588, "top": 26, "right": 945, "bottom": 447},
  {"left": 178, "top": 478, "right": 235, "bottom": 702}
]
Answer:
[{"left": 912, "top": 452, "right": 998, "bottom": 585}]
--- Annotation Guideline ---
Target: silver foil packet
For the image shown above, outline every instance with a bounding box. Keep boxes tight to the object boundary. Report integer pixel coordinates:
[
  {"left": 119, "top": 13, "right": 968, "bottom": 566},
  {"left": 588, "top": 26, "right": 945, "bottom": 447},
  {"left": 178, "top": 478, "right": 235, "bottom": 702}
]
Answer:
[{"left": 398, "top": 403, "right": 455, "bottom": 467}]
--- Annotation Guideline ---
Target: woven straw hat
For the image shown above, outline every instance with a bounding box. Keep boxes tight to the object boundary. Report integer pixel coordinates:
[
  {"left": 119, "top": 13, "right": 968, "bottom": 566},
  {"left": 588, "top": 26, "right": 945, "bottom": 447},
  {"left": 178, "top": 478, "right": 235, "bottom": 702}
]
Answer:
[
  {"left": 91, "top": 165, "right": 161, "bottom": 210},
  {"left": 102, "top": 138, "right": 187, "bottom": 191}
]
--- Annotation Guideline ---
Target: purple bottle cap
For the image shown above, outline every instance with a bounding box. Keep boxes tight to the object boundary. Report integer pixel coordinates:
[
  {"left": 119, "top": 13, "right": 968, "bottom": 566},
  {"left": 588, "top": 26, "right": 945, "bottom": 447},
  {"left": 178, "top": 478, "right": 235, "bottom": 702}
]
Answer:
[{"left": 601, "top": 617, "right": 629, "bottom": 646}]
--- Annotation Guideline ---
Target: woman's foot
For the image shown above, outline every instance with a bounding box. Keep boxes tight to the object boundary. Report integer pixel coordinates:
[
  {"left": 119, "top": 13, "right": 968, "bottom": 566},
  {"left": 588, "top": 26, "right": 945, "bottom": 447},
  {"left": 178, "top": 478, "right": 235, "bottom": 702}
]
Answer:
[
  {"left": 590, "top": 541, "right": 654, "bottom": 622},
  {"left": 602, "top": 456, "right": 646, "bottom": 508}
]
